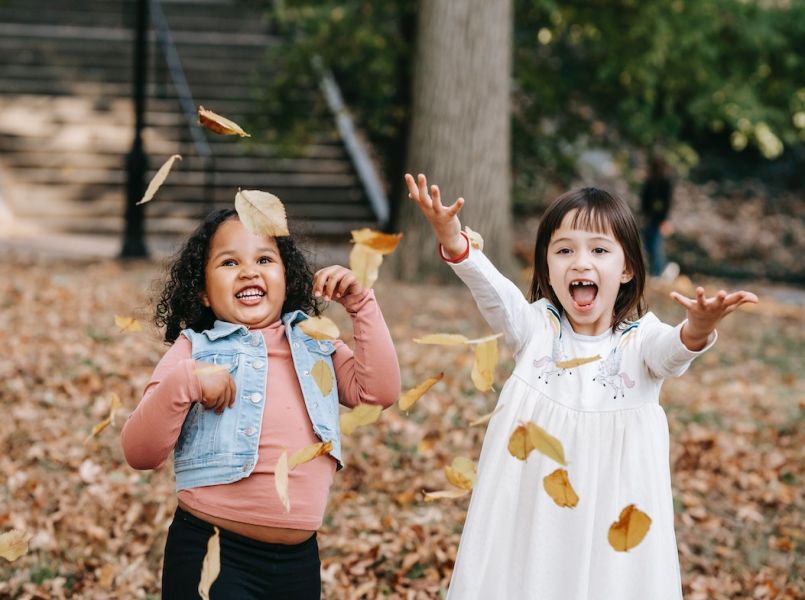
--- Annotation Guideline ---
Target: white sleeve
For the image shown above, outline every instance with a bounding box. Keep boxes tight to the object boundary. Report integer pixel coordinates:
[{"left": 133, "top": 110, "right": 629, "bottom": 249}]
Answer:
[
  {"left": 447, "top": 247, "right": 541, "bottom": 357},
  {"left": 640, "top": 315, "right": 717, "bottom": 379}
]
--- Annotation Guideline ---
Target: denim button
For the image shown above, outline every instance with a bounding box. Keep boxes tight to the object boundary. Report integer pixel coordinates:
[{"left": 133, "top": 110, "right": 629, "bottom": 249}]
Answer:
[
  {"left": 252, "top": 359, "right": 264, "bottom": 370},
  {"left": 250, "top": 392, "right": 262, "bottom": 403},
  {"left": 244, "top": 426, "right": 257, "bottom": 436},
  {"left": 318, "top": 342, "right": 329, "bottom": 352}
]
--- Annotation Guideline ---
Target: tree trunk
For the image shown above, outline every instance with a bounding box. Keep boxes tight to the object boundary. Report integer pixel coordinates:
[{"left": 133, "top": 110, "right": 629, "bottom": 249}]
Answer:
[{"left": 391, "top": 0, "right": 514, "bottom": 282}]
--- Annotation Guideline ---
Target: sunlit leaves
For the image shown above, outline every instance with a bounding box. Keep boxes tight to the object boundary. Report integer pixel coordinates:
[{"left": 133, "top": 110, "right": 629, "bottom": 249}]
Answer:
[
  {"left": 543, "top": 469, "right": 579, "bottom": 508},
  {"left": 114, "top": 315, "right": 142, "bottom": 333},
  {"left": 198, "top": 106, "right": 251, "bottom": 137},
  {"left": 84, "top": 393, "right": 122, "bottom": 443},
  {"left": 298, "top": 316, "right": 340, "bottom": 340},
  {"left": 348, "top": 228, "right": 402, "bottom": 289},
  {"left": 340, "top": 403, "right": 382, "bottom": 435},
  {"left": 0, "top": 530, "right": 31, "bottom": 562},
  {"left": 398, "top": 373, "right": 444, "bottom": 411},
  {"left": 198, "top": 526, "right": 221, "bottom": 600},
  {"left": 608, "top": 504, "right": 652, "bottom": 552},
  {"left": 508, "top": 422, "right": 567, "bottom": 465},
  {"left": 350, "top": 228, "right": 403, "bottom": 254},
  {"left": 275, "top": 450, "right": 291, "bottom": 512},
  {"left": 311, "top": 360, "right": 334, "bottom": 396},
  {"left": 136, "top": 154, "right": 181, "bottom": 205},
  {"left": 471, "top": 336, "right": 499, "bottom": 392},
  {"left": 288, "top": 441, "right": 333, "bottom": 470},
  {"left": 234, "top": 189, "right": 289, "bottom": 238}
]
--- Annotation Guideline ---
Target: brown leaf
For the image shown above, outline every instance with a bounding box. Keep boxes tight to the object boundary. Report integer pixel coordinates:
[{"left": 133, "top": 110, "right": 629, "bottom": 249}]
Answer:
[
  {"left": 198, "top": 526, "right": 220, "bottom": 600},
  {"left": 608, "top": 504, "right": 652, "bottom": 552},
  {"left": 198, "top": 106, "right": 250, "bottom": 137},
  {"left": 350, "top": 228, "right": 404, "bottom": 255},
  {"left": 349, "top": 243, "right": 383, "bottom": 289},
  {"left": 0, "top": 530, "right": 31, "bottom": 562},
  {"left": 84, "top": 393, "right": 122, "bottom": 443},
  {"left": 444, "top": 457, "right": 476, "bottom": 491},
  {"left": 555, "top": 354, "right": 602, "bottom": 369},
  {"left": 469, "top": 404, "right": 504, "bottom": 427},
  {"left": 114, "top": 315, "right": 142, "bottom": 333},
  {"left": 288, "top": 441, "right": 333, "bottom": 470},
  {"left": 507, "top": 424, "right": 532, "bottom": 460},
  {"left": 298, "top": 316, "right": 340, "bottom": 341},
  {"left": 234, "top": 189, "right": 289, "bottom": 237},
  {"left": 423, "top": 489, "right": 470, "bottom": 502},
  {"left": 274, "top": 451, "right": 291, "bottom": 512},
  {"left": 543, "top": 468, "right": 579, "bottom": 508},
  {"left": 471, "top": 336, "right": 499, "bottom": 392},
  {"left": 507, "top": 421, "right": 568, "bottom": 465},
  {"left": 136, "top": 154, "right": 181, "bottom": 205},
  {"left": 311, "top": 360, "right": 334, "bottom": 396},
  {"left": 398, "top": 372, "right": 444, "bottom": 411},
  {"left": 340, "top": 404, "right": 383, "bottom": 435},
  {"left": 412, "top": 333, "right": 470, "bottom": 345}
]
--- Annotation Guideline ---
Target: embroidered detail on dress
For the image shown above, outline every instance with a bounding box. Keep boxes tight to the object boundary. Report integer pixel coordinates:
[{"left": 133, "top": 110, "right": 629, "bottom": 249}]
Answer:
[
  {"left": 534, "top": 306, "right": 572, "bottom": 383},
  {"left": 592, "top": 322, "right": 639, "bottom": 398}
]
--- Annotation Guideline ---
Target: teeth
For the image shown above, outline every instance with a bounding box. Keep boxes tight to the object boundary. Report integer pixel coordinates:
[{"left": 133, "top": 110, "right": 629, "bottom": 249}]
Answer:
[
  {"left": 571, "top": 281, "right": 595, "bottom": 287},
  {"left": 236, "top": 288, "right": 265, "bottom": 299}
]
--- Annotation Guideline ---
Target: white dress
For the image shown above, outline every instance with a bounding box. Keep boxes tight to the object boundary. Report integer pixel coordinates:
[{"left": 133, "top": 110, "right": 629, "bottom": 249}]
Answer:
[{"left": 445, "top": 249, "right": 715, "bottom": 600}]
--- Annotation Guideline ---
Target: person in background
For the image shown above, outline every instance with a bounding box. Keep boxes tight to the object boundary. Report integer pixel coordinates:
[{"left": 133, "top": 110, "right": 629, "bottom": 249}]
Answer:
[{"left": 640, "top": 157, "right": 674, "bottom": 278}]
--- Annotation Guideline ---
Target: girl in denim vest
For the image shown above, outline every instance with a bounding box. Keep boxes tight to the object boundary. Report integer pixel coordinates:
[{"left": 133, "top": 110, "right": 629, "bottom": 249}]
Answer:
[{"left": 122, "top": 208, "right": 400, "bottom": 598}]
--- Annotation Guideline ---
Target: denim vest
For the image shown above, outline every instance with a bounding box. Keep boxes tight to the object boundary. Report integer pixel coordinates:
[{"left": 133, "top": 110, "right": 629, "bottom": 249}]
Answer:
[{"left": 174, "top": 310, "right": 342, "bottom": 491}]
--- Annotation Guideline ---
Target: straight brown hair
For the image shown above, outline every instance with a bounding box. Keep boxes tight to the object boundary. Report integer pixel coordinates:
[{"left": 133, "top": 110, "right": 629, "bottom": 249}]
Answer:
[{"left": 528, "top": 187, "right": 647, "bottom": 331}]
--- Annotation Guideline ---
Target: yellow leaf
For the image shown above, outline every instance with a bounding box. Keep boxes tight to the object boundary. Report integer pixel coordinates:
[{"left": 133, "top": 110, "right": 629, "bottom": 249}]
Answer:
[
  {"left": 349, "top": 243, "right": 383, "bottom": 289},
  {"left": 298, "top": 316, "right": 340, "bottom": 341},
  {"left": 471, "top": 336, "right": 498, "bottom": 392},
  {"left": 311, "top": 360, "right": 333, "bottom": 396},
  {"left": 398, "top": 372, "right": 444, "bottom": 411},
  {"left": 469, "top": 404, "right": 503, "bottom": 427},
  {"left": 555, "top": 354, "right": 602, "bottom": 369},
  {"left": 234, "top": 189, "right": 289, "bottom": 238},
  {"left": 84, "top": 394, "right": 122, "bottom": 443},
  {"left": 465, "top": 333, "right": 503, "bottom": 345},
  {"left": 288, "top": 441, "right": 333, "bottom": 470},
  {"left": 424, "top": 489, "right": 470, "bottom": 502},
  {"left": 543, "top": 468, "right": 579, "bottom": 508},
  {"left": 0, "top": 530, "right": 31, "bottom": 562},
  {"left": 412, "top": 333, "right": 469, "bottom": 345},
  {"left": 608, "top": 504, "right": 652, "bottom": 552},
  {"left": 274, "top": 450, "right": 291, "bottom": 512},
  {"left": 114, "top": 315, "right": 142, "bottom": 333},
  {"left": 198, "top": 526, "right": 220, "bottom": 600},
  {"left": 340, "top": 403, "right": 383, "bottom": 435},
  {"left": 444, "top": 457, "right": 476, "bottom": 491},
  {"left": 526, "top": 422, "right": 568, "bottom": 465},
  {"left": 198, "top": 105, "right": 250, "bottom": 137},
  {"left": 194, "top": 364, "right": 231, "bottom": 376},
  {"left": 137, "top": 154, "right": 181, "bottom": 205},
  {"left": 350, "top": 228, "right": 404, "bottom": 255},
  {"left": 464, "top": 225, "right": 484, "bottom": 250},
  {"left": 507, "top": 424, "right": 531, "bottom": 460}
]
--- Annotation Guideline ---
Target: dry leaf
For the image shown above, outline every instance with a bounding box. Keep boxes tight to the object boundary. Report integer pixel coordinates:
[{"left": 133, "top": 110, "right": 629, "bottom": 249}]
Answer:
[
  {"left": 444, "top": 457, "right": 476, "bottom": 491},
  {"left": 424, "top": 489, "right": 470, "bottom": 502},
  {"left": 298, "top": 316, "right": 340, "bottom": 341},
  {"left": 508, "top": 424, "right": 532, "bottom": 460},
  {"left": 198, "top": 526, "right": 220, "bottom": 600},
  {"left": 194, "top": 364, "right": 232, "bottom": 376},
  {"left": 234, "top": 189, "right": 289, "bottom": 237},
  {"left": 543, "top": 468, "right": 579, "bottom": 508},
  {"left": 465, "top": 333, "right": 503, "bottom": 345},
  {"left": 340, "top": 404, "right": 383, "bottom": 435},
  {"left": 84, "top": 393, "right": 122, "bottom": 443},
  {"left": 349, "top": 243, "right": 383, "bottom": 289},
  {"left": 0, "top": 530, "right": 31, "bottom": 562},
  {"left": 412, "top": 333, "right": 470, "bottom": 345},
  {"left": 350, "top": 228, "right": 404, "bottom": 255},
  {"left": 471, "top": 336, "right": 499, "bottom": 392},
  {"left": 398, "top": 372, "right": 444, "bottom": 411},
  {"left": 464, "top": 225, "right": 484, "bottom": 250},
  {"left": 311, "top": 360, "right": 334, "bottom": 396},
  {"left": 114, "top": 315, "right": 142, "bottom": 333},
  {"left": 555, "top": 354, "right": 602, "bottom": 369},
  {"left": 469, "top": 404, "right": 503, "bottom": 427},
  {"left": 608, "top": 504, "right": 652, "bottom": 552},
  {"left": 275, "top": 450, "right": 291, "bottom": 512},
  {"left": 198, "top": 105, "right": 250, "bottom": 137},
  {"left": 288, "top": 441, "right": 333, "bottom": 470},
  {"left": 136, "top": 154, "right": 181, "bottom": 205},
  {"left": 507, "top": 421, "right": 568, "bottom": 465}
]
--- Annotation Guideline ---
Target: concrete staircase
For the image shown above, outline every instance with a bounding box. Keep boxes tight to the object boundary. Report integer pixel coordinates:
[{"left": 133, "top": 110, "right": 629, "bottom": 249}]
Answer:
[{"left": 0, "top": 0, "right": 378, "bottom": 249}]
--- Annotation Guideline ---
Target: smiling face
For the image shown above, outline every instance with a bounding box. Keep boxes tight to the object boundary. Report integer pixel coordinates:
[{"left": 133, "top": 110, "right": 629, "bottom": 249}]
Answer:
[
  {"left": 546, "top": 210, "right": 633, "bottom": 336},
  {"left": 202, "top": 218, "right": 286, "bottom": 329}
]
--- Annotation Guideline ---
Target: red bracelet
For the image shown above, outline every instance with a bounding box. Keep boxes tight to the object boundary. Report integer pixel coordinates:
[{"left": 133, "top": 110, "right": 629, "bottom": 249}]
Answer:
[{"left": 438, "top": 232, "right": 471, "bottom": 263}]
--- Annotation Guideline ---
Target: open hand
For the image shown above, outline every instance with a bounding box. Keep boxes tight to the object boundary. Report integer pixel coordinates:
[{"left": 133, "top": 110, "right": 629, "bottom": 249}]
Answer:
[
  {"left": 404, "top": 173, "right": 466, "bottom": 257},
  {"left": 195, "top": 363, "right": 236, "bottom": 414},
  {"left": 313, "top": 265, "right": 364, "bottom": 303},
  {"left": 671, "top": 286, "right": 758, "bottom": 350}
]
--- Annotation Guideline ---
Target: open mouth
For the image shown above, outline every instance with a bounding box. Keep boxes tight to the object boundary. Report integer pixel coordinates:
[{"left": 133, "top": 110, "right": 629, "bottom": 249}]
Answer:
[
  {"left": 235, "top": 286, "right": 266, "bottom": 304},
  {"left": 569, "top": 280, "right": 597, "bottom": 311}
]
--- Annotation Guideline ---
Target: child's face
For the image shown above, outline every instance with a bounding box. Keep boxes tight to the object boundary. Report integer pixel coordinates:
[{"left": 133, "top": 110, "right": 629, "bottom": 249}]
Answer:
[
  {"left": 546, "top": 210, "right": 632, "bottom": 336},
  {"left": 202, "top": 218, "right": 287, "bottom": 329}
]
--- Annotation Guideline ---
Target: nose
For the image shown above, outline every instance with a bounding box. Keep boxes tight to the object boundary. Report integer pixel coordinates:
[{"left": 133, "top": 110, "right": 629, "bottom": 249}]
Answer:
[
  {"left": 571, "top": 253, "right": 592, "bottom": 271},
  {"left": 238, "top": 265, "right": 259, "bottom": 279}
]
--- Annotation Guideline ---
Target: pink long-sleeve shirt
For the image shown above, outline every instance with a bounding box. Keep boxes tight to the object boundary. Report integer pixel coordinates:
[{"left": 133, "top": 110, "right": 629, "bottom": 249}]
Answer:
[{"left": 121, "top": 289, "right": 400, "bottom": 530}]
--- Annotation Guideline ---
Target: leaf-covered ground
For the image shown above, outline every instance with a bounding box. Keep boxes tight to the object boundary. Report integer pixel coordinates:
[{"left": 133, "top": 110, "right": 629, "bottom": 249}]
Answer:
[{"left": 0, "top": 255, "right": 801, "bottom": 599}]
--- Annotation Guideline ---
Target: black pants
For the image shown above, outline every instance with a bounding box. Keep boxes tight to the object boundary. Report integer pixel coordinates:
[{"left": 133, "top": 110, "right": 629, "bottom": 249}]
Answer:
[{"left": 161, "top": 507, "right": 321, "bottom": 599}]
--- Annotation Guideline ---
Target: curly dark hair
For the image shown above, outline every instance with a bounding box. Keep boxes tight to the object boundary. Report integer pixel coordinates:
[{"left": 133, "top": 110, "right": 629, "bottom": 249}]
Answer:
[{"left": 155, "top": 208, "right": 320, "bottom": 343}]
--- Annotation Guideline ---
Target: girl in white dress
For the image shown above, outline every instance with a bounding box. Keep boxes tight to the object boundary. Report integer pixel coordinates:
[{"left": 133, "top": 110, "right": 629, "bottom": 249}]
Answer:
[{"left": 405, "top": 173, "right": 757, "bottom": 600}]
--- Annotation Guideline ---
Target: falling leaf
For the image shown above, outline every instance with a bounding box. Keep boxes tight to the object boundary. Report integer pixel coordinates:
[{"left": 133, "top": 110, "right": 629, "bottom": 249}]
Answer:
[
  {"left": 543, "top": 468, "right": 579, "bottom": 508},
  {"left": 234, "top": 189, "right": 289, "bottom": 237},
  {"left": 114, "top": 315, "right": 142, "bottom": 333},
  {"left": 508, "top": 424, "right": 532, "bottom": 460},
  {"left": 469, "top": 404, "right": 503, "bottom": 427},
  {"left": 311, "top": 360, "right": 334, "bottom": 396},
  {"left": 398, "top": 373, "right": 444, "bottom": 411},
  {"left": 275, "top": 450, "right": 291, "bottom": 512},
  {"left": 555, "top": 354, "right": 602, "bottom": 369},
  {"left": 413, "top": 333, "right": 470, "bottom": 345},
  {"left": 444, "top": 457, "right": 476, "bottom": 491},
  {"left": 471, "top": 336, "right": 499, "bottom": 392},
  {"left": 507, "top": 421, "right": 567, "bottom": 465},
  {"left": 198, "top": 105, "right": 250, "bottom": 137},
  {"left": 608, "top": 504, "right": 652, "bottom": 552},
  {"left": 136, "top": 154, "right": 181, "bottom": 205},
  {"left": 298, "top": 316, "right": 340, "bottom": 341},
  {"left": 0, "top": 530, "right": 31, "bottom": 562},
  {"left": 340, "top": 404, "right": 383, "bottom": 435},
  {"left": 424, "top": 489, "right": 470, "bottom": 502},
  {"left": 288, "top": 441, "right": 333, "bottom": 470},
  {"left": 464, "top": 225, "right": 484, "bottom": 250},
  {"left": 349, "top": 243, "right": 383, "bottom": 289},
  {"left": 465, "top": 333, "right": 503, "bottom": 345},
  {"left": 350, "top": 228, "right": 404, "bottom": 255},
  {"left": 84, "top": 393, "right": 122, "bottom": 443},
  {"left": 194, "top": 364, "right": 232, "bottom": 376},
  {"left": 198, "top": 526, "right": 220, "bottom": 600}
]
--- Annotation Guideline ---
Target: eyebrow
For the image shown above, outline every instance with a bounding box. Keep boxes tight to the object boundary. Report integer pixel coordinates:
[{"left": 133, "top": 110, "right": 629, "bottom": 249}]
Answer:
[
  {"left": 210, "top": 247, "right": 279, "bottom": 261},
  {"left": 550, "top": 236, "right": 614, "bottom": 245}
]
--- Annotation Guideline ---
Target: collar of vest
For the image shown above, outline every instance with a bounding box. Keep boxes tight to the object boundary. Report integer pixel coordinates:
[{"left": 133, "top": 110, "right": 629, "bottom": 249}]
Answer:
[
  {"left": 201, "top": 311, "right": 311, "bottom": 341},
  {"left": 281, "top": 309, "right": 310, "bottom": 327}
]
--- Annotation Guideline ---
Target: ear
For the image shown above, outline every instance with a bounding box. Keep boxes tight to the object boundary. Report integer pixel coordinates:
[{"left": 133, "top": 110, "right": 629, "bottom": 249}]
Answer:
[
  {"left": 201, "top": 292, "right": 210, "bottom": 307},
  {"left": 620, "top": 267, "right": 634, "bottom": 284}
]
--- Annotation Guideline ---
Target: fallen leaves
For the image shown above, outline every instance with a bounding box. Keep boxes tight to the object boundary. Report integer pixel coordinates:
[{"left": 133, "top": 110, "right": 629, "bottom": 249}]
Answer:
[
  {"left": 508, "top": 421, "right": 567, "bottom": 465},
  {"left": 469, "top": 404, "right": 503, "bottom": 427},
  {"left": 543, "top": 469, "right": 579, "bottom": 508},
  {"left": 289, "top": 441, "right": 333, "bottom": 470},
  {"left": 608, "top": 504, "right": 652, "bottom": 552},
  {"left": 84, "top": 393, "right": 122, "bottom": 443},
  {"left": 0, "top": 530, "right": 31, "bottom": 562},
  {"left": 114, "top": 315, "right": 142, "bottom": 333},
  {"left": 234, "top": 189, "right": 289, "bottom": 238},
  {"left": 398, "top": 373, "right": 444, "bottom": 411},
  {"left": 349, "top": 228, "right": 403, "bottom": 289},
  {"left": 471, "top": 335, "right": 498, "bottom": 392},
  {"left": 340, "top": 404, "right": 383, "bottom": 435},
  {"left": 425, "top": 457, "right": 477, "bottom": 502},
  {"left": 136, "top": 154, "right": 181, "bottom": 206},
  {"left": 198, "top": 527, "right": 221, "bottom": 600},
  {"left": 198, "top": 106, "right": 250, "bottom": 137},
  {"left": 299, "top": 316, "right": 340, "bottom": 341}
]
